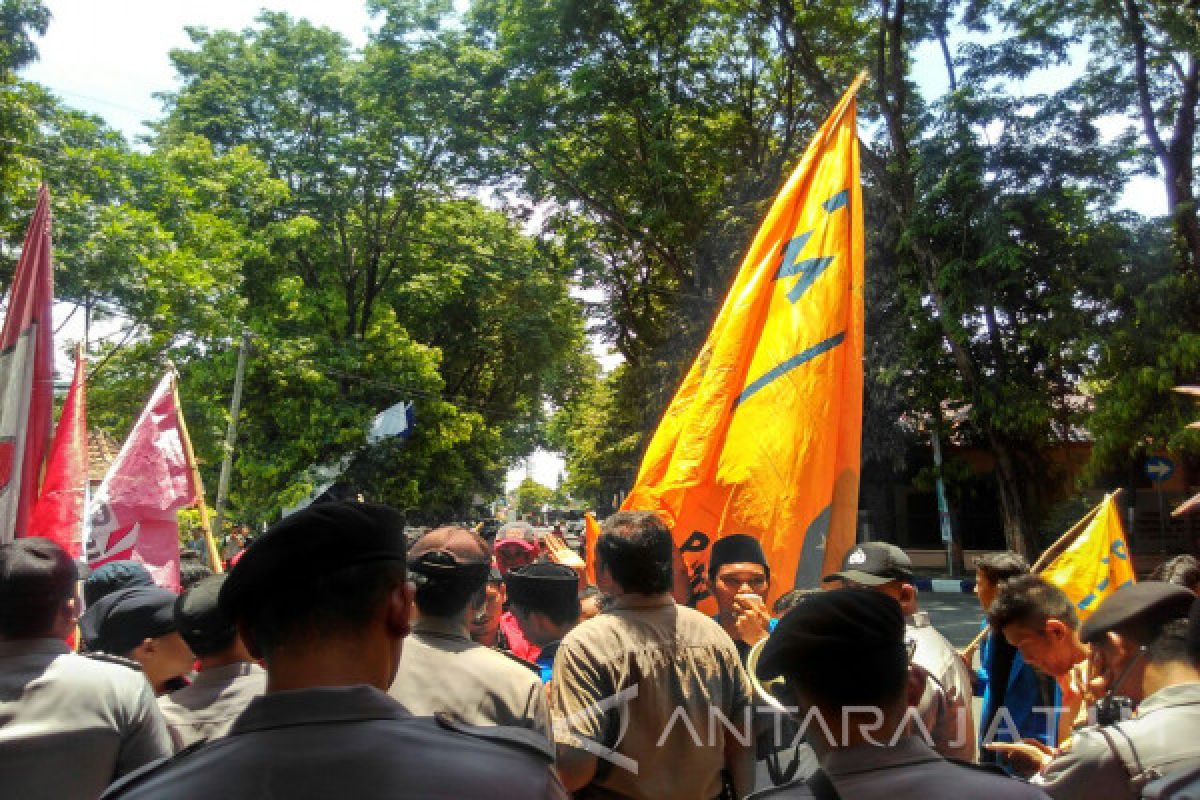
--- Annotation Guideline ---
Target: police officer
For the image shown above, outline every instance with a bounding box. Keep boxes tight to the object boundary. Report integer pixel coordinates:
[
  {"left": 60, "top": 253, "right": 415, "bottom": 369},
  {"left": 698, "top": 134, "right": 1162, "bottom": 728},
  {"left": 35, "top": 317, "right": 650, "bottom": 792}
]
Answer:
[
  {"left": 102, "top": 501, "right": 567, "bottom": 799},
  {"left": 1000, "top": 582, "right": 1200, "bottom": 799},
  {"left": 80, "top": 585, "right": 196, "bottom": 696},
  {"left": 748, "top": 588, "right": 1048, "bottom": 799},
  {"left": 504, "top": 562, "right": 581, "bottom": 682},
  {"left": 0, "top": 538, "right": 173, "bottom": 799},
  {"left": 156, "top": 573, "right": 266, "bottom": 748},
  {"left": 389, "top": 526, "right": 552, "bottom": 740}
]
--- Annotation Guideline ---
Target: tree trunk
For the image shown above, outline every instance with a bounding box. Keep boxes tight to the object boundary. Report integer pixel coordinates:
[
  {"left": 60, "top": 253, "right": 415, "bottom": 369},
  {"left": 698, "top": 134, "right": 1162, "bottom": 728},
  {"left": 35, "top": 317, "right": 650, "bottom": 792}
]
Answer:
[{"left": 988, "top": 433, "right": 1030, "bottom": 557}]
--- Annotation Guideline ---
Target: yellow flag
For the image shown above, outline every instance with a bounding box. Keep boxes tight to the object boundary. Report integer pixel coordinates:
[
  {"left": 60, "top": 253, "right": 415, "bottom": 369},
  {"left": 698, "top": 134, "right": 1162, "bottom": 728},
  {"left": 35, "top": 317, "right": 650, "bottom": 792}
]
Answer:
[
  {"left": 1041, "top": 494, "right": 1136, "bottom": 621},
  {"left": 622, "top": 75, "right": 865, "bottom": 611}
]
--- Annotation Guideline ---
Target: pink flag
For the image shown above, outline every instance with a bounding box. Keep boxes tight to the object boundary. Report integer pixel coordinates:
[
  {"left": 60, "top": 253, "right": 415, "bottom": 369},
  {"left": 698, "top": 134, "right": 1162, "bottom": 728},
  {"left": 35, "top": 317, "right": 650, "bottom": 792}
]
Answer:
[
  {"left": 85, "top": 373, "right": 197, "bottom": 590},
  {"left": 0, "top": 185, "right": 55, "bottom": 543},
  {"left": 27, "top": 345, "right": 88, "bottom": 556}
]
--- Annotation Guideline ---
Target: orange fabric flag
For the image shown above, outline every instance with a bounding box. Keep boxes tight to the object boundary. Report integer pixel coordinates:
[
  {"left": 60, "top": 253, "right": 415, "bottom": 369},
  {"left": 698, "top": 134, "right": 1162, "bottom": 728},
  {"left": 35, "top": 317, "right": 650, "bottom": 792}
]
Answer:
[
  {"left": 622, "top": 75, "right": 865, "bottom": 611},
  {"left": 583, "top": 511, "right": 601, "bottom": 586}
]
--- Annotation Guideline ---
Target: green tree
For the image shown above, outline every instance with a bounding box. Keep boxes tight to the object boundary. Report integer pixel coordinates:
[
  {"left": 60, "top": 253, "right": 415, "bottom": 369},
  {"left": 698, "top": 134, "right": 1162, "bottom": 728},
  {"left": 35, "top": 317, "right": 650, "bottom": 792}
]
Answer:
[{"left": 513, "top": 477, "right": 554, "bottom": 516}]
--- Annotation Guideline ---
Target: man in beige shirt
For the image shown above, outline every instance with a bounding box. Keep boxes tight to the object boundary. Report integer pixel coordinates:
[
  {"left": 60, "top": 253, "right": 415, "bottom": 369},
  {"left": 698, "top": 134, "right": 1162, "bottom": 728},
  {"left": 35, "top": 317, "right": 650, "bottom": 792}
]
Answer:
[
  {"left": 550, "top": 511, "right": 755, "bottom": 800},
  {"left": 390, "top": 526, "right": 552, "bottom": 741},
  {"left": 157, "top": 573, "right": 266, "bottom": 748}
]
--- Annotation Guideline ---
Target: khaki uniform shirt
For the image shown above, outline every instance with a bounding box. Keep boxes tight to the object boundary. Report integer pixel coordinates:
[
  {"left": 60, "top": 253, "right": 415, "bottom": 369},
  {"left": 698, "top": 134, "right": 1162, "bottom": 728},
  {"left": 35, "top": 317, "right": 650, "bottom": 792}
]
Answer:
[
  {"left": 0, "top": 638, "right": 173, "bottom": 800},
  {"left": 1036, "top": 682, "right": 1200, "bottom": 799},
  {"left": 390, "top": 616, "right": 552, "bottom": 741},
  {"left": 907, "top": 611, "right": 977, "bottom": 762},
  {"left": 550, "top": 595, "right": 754, "bottom": 800},
  {"left": 157, "top": 661, "right": 267, "bottom": 749},
  {"left": 749, "top": 736, "right": 1050, "bottom": 799},
  {"left": 101, "top": 685, "right": 568, "bottom": 799}
]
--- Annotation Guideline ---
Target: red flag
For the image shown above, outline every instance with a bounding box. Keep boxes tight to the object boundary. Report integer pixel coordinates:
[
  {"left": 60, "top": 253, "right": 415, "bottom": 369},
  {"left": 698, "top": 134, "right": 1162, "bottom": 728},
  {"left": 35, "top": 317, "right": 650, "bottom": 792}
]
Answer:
[
  {"left": 27, "top": 345, "right": 88, "bottom": 556},
  {"left": 0, "top": 185, "right": 55, "bottom": 543},
  {"left": 85, "top": 373, "right": 197, "bottom": 590}
]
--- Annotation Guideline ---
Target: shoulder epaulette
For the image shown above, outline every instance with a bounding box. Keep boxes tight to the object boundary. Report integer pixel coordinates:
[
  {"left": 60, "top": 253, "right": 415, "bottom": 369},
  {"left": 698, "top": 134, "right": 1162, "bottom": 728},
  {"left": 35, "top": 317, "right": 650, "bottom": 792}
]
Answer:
[
  {"left": 83, "top": 651, "right": 143, "bottom": 672},
  {"left": 433, "top": 712, "right": 555, "bottom": 763},
  {"left": 99, "top": 740, "right": 207, "bottom": 798}
]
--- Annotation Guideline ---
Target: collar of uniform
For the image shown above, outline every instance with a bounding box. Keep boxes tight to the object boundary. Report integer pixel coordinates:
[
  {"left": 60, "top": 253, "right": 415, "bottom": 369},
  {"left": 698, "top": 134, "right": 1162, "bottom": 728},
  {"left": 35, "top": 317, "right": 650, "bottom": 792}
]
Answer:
[
  {"left": 230, "top": 685, "right": 409, "bottom": 735},
  {"left": 611, "top": 593, "right": 674, "bottom": 611},
  {"left": 1136, "top": 681, "right": 1200, "bottom": 717},
  {"left": 191, "top": 660, "right": 263, "bottom": 687},
  {"left": 0, "top": 637, "right": 71, "bottom": 658},
  {"left": 411, "top": 615, "right": 472, "bottom": 641},
  {"left": 906, "top": 610, "right": 931, "bottom": 628},
  {"left": 822, "top": 735, "right": 942, "bottom": 778}
]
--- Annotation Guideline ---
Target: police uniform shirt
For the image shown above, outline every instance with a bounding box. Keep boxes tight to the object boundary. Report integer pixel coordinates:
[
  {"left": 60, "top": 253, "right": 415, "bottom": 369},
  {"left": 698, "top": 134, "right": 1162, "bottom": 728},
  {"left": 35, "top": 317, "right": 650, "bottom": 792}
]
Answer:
[
  {"left": 907, "top": 610, "right": 978, "bottom": 762},
  {"left": 748, "top": 735, "right": 1051, "bottom": 799},
  {"left": 102, "top": 684, "right": 568, "bottom": 799},
  {"left": 389, "top": 616, "right": 552, "bottom": 741},
  {"left": 156, "top": 661, "right": 267, "bottom": 749},
  {"left": 550, "top": 595, "right": 754, "bottom": 800},
  {"left": 0, "top": 638, "right": 174, "bottom": 799},
  {"left": 1035, "top": 682, "right": 1200, "bottom": 800}
]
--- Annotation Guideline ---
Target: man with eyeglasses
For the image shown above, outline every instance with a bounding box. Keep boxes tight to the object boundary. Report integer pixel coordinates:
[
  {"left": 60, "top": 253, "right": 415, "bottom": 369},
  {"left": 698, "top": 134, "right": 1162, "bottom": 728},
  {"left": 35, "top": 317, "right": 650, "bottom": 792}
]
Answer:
[{"left": 709, "top": 534, "right": 777, "bottom": 662}]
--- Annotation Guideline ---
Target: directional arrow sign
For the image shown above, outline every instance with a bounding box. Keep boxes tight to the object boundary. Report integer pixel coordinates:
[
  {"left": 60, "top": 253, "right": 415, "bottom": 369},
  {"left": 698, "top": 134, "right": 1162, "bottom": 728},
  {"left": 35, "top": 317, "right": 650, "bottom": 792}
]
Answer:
[{"left": 1145, "top": 456, "right": 1175, "bottom": 483}]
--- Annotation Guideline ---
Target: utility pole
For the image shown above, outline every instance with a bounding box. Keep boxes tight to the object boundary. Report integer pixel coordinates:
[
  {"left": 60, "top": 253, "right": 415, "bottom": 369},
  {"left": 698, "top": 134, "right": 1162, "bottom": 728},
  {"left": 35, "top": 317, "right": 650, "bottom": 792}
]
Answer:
[{"left": 213, "top": 331, "right": 250, "bottom": 538}]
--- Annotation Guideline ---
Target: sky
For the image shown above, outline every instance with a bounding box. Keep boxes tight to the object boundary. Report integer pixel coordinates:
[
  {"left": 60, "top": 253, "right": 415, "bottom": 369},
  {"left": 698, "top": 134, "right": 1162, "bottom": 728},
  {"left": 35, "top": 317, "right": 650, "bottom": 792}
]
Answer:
[{"left": 19, "top": 1, "right": 1166, "bottom": 494}]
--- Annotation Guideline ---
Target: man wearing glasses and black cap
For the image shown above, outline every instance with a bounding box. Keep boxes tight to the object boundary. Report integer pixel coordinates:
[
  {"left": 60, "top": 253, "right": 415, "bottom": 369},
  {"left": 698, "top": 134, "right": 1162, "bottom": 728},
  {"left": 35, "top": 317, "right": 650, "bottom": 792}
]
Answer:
[
  {"left": 0, "top": 537, "right": 173, "bottom": 799},
  {"left": 825, "top": 542, "right": 976, "bottom": 762}
]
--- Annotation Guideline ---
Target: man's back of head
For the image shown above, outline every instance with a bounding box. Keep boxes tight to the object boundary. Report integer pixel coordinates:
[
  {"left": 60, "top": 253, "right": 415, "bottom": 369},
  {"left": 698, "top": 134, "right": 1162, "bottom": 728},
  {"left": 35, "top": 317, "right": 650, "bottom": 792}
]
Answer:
[
  {"left": 408, "top": 525, "right": 491, "bottom": 620},
  {"left": 0, "top": 537, "right": 85, "bottom": 641},
  {"left": 596, "top": 511, "right": 674, "bottom": 596}
]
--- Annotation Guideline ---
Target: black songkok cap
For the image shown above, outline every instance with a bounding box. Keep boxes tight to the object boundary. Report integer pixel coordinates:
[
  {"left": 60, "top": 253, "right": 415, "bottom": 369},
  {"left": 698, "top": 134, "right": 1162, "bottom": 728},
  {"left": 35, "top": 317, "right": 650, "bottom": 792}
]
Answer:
[
  {"left": 823, "top": 542, "right": 914, "bottom": 586},
  {"left": 80, "top": 585, "right": 177, "bottom": 655},
  {"left": 175, "top": 573, "right": 235, "bottom": 654},
  {"left": 0, "top": 537, "right": 88, "bottom": 601},
  {"left": 1080, "top": 581, "right": 1195, "bottom": 644},
  {"left": 83, "top": 560, "right": 153, "bottom": 606},
  {"left": 219, "top": 501, "right": 407, "bottom": 619},
  {"left": 505, "top": 562, "right": 579, "bottom": 613},
  {"left": 708, "top": 534, "right": 770, "bottom": 580},
  {"left": 756, "top": 588, "right": 905, "bottom": 682}
]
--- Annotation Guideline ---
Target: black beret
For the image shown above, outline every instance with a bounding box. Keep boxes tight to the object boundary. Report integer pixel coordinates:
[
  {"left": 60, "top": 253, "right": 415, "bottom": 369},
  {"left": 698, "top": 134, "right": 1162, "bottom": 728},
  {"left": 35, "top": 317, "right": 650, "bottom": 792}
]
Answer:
[
  {"left": 175, "top": 574, "right": 234, "bottom": 653},
  {"left": 0, "top": 537, "right": 88, "bottom": 600},
  {"left": 1080, "top": 581, "right": 1196, "bottom": 644},
  {"left": 83, "top": 560, "right": 154, "bottom": 606},
  {"left": 80, "top": 585, "right": 178, "bottom": 655},
  {"left": 219, "top": 501, "right": 406, "bottom": 618},
  {"left": 506, "top": 562, "right": 579, "bottom": 611},
  {"left": 756, "top": 588, "right": 906, "bottom": 682},
  {"left": 708, "top": 534, "right": 769, "bottom": 579}
]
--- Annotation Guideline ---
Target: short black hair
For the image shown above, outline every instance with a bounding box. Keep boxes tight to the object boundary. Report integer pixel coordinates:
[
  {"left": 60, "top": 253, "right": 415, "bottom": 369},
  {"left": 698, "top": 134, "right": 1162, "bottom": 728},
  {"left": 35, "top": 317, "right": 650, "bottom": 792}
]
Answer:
[
  {"left": 240, "top": 560, "right": 407, "bottom": 657},
  {"left": 987, "top": 574, "right": 1078, "bottom": 632},
  {"left": 1149, "top": 555, "right": 1200, "bottom": 593},
  {"left": 0, "top": 586, "right": 71, "bottom": 639},
  {"left": 595, "top": 511, "right": 673, "bottom": 595},
  {"left": 510, "top": 591, "right": 581, "bottom": 628},
  {"left": 413, "top": 567, "right": 487, "bottom": 618},
  {"left": 975, "top": 552, "right": 1030, "bottom": 586},
  {"left": 179, "top": 553, "right": 214, "bottom": 590}
]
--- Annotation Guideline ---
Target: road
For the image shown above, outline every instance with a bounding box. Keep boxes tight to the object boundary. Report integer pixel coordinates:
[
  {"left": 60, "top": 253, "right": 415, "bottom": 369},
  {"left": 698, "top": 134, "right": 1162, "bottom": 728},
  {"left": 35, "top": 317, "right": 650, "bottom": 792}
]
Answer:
[{"left": 922, "top": 591, "right": 985, "bottom": 648}]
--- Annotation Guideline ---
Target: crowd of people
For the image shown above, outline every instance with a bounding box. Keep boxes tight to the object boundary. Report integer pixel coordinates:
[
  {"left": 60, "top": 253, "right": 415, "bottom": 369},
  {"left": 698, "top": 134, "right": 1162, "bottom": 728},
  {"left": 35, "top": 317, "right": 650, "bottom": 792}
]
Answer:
[{"left": 1, "top": 501, "right": 1199, "bottom": 799}]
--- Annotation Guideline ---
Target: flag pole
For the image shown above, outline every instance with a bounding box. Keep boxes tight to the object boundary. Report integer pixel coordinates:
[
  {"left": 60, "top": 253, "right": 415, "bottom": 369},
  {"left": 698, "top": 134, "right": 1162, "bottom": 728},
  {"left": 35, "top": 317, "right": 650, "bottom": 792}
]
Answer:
[
  {"left": 169, "top": 368, "right": 223, "bottom": 573},
  {"left": 962, "top": 488, "right": 1127, "bottom": 654}
]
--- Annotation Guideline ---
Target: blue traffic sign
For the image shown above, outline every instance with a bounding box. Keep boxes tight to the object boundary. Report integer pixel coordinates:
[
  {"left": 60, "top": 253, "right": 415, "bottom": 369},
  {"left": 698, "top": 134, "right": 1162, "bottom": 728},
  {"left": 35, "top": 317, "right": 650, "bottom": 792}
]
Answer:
[{"left": 1145, "top": 456, "right": 1175, "bottom": 482}]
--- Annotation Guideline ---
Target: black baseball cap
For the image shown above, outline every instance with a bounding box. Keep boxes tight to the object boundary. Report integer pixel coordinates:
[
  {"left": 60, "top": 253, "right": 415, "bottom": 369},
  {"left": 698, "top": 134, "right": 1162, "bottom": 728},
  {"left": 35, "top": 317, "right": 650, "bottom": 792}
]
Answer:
[
  {"left": 175, "top": 574, "right": 235, "bottom": 654},
  {"left": 823, "top": 542, "right": 914, "bottom": 586},
  {"left": 756, "top": 588, "right": 906, "bottom": 682},
  {"left": 0, "top": 537, "right": 89, "bottom": 600},
  {"left": 1080, "top": 581, "right": 1195, "bottom": 644},
  {"left": 219, "top": 501, "right": 407, "bottom": 619},
  {"left": 80, "top": 585, "right": 178, "bottom": 655}
]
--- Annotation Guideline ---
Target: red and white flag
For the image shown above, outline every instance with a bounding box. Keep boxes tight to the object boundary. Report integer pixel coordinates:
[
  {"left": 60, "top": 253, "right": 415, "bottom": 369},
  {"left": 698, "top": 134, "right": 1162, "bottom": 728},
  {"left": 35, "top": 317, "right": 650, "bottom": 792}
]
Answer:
[
  {"left": 27, "top": 345, "right": 88, "bottom": 556},
  {"left": 0, "top": 185, "right": 55, "bottom": 544},
  {"left": 85, "top": 373, "right": 197, "bottom": 590}
]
